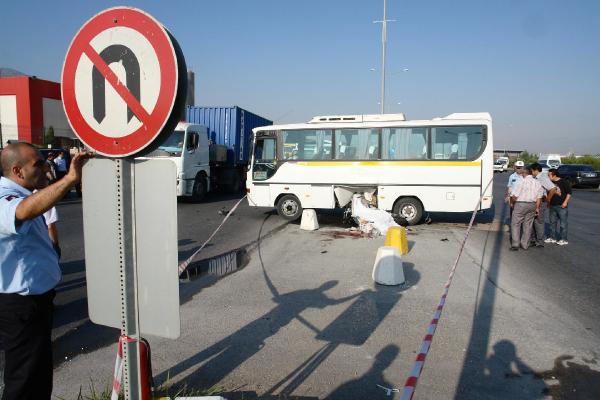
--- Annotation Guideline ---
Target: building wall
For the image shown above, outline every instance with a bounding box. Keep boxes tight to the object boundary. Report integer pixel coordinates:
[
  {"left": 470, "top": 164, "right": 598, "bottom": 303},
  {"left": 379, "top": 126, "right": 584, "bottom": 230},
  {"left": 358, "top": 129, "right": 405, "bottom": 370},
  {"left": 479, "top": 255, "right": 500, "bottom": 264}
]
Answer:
[
  {"left": 43, "top": 98, "right": 75, "bottom": 140},
  {"left": 0, "top": 76, "right": 75, "bottom": 147},
  {"left": 0, "top": 95, "right": 19, "bottom": 143}
]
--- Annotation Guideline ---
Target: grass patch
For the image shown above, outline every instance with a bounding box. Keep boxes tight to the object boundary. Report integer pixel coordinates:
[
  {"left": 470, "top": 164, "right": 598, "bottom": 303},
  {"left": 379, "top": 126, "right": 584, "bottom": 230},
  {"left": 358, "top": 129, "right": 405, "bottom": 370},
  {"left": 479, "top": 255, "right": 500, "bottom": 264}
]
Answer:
[{"left": 57, "top": 378, "right": 222, "bottom": 400}]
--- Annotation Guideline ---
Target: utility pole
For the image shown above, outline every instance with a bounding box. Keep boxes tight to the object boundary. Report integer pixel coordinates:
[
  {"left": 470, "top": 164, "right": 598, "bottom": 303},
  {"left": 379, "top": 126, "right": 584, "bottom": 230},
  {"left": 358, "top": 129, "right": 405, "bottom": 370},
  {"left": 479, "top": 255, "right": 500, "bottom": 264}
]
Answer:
[{"left": 374, "top": 0, "right": 395, "bottom": 114}]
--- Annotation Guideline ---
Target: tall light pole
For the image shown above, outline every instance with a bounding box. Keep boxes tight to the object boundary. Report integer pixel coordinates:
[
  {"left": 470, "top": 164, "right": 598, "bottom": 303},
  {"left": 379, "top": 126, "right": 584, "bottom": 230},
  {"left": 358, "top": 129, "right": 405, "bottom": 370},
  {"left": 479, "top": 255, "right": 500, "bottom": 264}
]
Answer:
[{"left": 374, "top": 0, "right": 395, "bottom": 114}]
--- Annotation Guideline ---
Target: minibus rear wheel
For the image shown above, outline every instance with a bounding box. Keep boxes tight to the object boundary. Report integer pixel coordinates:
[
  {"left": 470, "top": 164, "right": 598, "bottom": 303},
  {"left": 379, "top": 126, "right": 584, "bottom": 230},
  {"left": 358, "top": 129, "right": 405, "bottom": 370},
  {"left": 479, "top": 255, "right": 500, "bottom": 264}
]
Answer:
[{"left": 393, "top": 197, "right": 423, "bottom": 225}]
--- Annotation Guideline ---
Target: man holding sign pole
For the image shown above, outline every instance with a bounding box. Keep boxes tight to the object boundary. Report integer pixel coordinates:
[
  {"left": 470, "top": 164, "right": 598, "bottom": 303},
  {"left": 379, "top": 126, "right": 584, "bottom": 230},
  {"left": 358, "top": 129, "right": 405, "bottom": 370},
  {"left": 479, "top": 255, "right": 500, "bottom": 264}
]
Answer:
[{"left": 0, "top": 143, "right": 92, "bottom": 400}]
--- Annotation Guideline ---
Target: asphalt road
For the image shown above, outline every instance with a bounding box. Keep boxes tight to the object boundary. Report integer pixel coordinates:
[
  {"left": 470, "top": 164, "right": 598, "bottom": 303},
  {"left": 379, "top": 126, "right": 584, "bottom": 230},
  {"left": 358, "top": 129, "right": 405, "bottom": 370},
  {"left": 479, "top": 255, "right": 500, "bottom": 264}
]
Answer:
[
  {"left": 49, "top": 171, "right": 600, "bottom": 399},
  {"left": 451, "top": 173, "right": 600, "bottom": 399},
  {"left": 3, "top": 173, "right": 600, "bottom": 399},
  {"left": 485, "top": 172, "right": 600, "bottom": 336},
  {"left": 49, "top": 190, "right": 287, "bottom": 367}
]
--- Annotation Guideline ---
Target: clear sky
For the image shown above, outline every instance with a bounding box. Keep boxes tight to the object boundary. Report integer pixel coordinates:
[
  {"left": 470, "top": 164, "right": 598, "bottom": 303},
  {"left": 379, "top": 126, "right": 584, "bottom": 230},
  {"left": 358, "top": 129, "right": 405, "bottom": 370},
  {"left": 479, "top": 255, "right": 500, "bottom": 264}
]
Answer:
[{"left": 1, "top": 0, "right": 599, "bottom": 154}]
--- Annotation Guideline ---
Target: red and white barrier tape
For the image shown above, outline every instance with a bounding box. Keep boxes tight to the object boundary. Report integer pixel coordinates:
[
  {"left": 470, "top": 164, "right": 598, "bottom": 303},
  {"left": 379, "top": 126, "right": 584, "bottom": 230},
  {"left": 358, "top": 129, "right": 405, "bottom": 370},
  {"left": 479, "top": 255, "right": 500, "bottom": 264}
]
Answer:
[
  {"left": 177, "top": 195, "right": 247, "bottom": 276},
  {"left": 399, "top": 179, "right": 493, "bottom": 400},
  {"left": 111, "top": 335, "right": 136, "bottom": 400}
]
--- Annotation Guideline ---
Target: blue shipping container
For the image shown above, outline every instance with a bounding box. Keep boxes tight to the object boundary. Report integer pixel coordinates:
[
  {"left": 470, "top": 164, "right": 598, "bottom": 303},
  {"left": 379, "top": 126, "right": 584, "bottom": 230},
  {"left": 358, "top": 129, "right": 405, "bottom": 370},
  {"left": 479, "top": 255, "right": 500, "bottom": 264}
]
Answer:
[{"left": 186, "top": 106, "right": 272, "bottom": 165}]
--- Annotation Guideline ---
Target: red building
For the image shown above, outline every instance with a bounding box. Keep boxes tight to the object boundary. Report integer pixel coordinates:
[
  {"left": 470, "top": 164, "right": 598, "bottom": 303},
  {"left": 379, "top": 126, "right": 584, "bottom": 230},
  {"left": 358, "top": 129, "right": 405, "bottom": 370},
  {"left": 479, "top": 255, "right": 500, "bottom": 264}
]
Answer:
[{"left": 0, "top": 74, "right": 76, "bottom": 147}]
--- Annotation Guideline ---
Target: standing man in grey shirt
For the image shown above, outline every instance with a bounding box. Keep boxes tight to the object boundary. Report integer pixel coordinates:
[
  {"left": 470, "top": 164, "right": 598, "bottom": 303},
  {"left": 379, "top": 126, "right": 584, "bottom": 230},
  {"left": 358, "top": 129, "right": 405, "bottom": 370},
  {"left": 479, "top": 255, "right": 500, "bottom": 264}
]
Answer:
[
  {"left": 530, "top": 163, "right": 556, "bottom": 247},
  {"left": 510, "top": 167, "right": 543, "bottom": 250}
]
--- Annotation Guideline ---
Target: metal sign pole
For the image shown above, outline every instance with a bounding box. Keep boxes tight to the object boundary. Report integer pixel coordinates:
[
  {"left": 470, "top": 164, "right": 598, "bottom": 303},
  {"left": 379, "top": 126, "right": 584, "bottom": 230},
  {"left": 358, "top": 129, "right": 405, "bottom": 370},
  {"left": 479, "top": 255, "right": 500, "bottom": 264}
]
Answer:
[{"left": 116, "top": 158, "right": 142, "bottom": 400}]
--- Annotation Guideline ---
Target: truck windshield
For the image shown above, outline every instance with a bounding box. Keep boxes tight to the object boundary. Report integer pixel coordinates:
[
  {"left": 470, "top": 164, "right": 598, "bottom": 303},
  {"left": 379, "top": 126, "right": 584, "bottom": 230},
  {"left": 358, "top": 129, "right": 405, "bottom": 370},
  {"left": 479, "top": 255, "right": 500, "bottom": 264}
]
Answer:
[{"left": 158, "top": 130, "right": 185, "bottom": 155}]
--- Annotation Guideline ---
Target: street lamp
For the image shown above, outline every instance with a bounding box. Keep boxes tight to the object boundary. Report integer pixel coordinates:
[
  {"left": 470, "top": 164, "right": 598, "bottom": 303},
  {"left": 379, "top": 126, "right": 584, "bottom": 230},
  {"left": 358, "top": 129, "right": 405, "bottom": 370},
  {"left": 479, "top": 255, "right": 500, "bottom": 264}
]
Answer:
[
  {"left": 370, "top": 68, "right": 408, "bottom": 111},
  {"left": 373, "top": 0, "right": 395, "bottom": 114}
]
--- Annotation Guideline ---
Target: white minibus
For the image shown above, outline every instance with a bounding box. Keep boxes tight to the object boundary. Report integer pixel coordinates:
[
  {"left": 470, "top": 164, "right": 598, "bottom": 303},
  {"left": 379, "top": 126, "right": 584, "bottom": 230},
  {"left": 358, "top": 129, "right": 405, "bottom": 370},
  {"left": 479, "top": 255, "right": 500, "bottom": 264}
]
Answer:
[{"left": 246, "top": 112, "right": 493, "bottom": 225}]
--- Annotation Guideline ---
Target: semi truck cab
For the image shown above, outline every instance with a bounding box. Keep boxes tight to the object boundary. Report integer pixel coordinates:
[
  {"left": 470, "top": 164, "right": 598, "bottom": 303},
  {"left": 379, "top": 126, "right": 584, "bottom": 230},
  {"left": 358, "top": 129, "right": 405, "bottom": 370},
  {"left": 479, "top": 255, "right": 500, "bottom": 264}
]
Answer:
[{"left": 140, "top": 122, "right": 212, "bottom": 200}]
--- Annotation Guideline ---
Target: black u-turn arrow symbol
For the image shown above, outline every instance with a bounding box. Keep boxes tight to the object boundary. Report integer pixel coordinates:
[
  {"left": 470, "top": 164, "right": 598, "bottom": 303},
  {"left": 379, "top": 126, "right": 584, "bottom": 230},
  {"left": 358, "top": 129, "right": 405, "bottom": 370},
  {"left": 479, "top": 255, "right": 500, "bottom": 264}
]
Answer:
[{"left": 92, "top": 44, "right": 140, "bottom": 124}]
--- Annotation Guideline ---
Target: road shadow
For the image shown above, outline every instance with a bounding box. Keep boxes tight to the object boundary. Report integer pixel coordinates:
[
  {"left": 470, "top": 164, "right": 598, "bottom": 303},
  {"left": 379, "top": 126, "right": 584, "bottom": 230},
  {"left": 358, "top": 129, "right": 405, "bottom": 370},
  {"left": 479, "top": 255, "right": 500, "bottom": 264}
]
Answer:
[
  {"left": 60, "top": 259, "right": 86, "bottom": 276},
  {"left": 53, "top": 297, "right": 88, "bottom": 329},
  {"left": 178, "top": 242, "right": 214, "bottom": 261},
  {"left": 262, "top": 268, "right": 416, "bottom": 398},
  {"left": 328, "top": 345, "right": 400, "bottom": 399},
  {"left": 178, "top": 247, "right": 252, "bottom": 306},
  {"left": 220, "top": 392, "right": 319, "bottom": 400},
  {"left": 177, "top": 212, "right": 287, "bottom": 304},
  {"left": 454, "top": 198, "right": 547, "bottom": 398},
  {"left": 178, "top": 192, "right": 244, "bottom": 205},
  {"left": 157, "top": 214, "right": 418, "bottom": 396},
  {"left": 52, "top": 320, "right": 119, "bottom": 367},
  {"left": 427, "top": 204, "right": 496, "bottom": 226}
]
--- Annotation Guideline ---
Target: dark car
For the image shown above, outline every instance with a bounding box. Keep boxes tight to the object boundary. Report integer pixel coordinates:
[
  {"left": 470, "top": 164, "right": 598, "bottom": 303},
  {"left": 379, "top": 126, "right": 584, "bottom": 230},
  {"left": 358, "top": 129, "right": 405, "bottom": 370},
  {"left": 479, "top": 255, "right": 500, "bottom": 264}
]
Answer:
[{"left": 556, "top": 164, "right": 600, "bottom": 188}]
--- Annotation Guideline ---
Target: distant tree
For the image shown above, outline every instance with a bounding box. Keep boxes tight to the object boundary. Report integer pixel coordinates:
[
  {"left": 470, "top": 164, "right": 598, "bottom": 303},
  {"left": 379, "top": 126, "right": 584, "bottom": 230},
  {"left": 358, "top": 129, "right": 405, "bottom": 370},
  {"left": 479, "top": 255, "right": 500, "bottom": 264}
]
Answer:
[
  {"left": 562, "top": 154, "right": 600, "bottom": 170},
  {"left": 519, "top": 150, "right": 538, "bottom": 164},
  {"left": 45, "top": 126, "right": 55, "bottom": 146}
]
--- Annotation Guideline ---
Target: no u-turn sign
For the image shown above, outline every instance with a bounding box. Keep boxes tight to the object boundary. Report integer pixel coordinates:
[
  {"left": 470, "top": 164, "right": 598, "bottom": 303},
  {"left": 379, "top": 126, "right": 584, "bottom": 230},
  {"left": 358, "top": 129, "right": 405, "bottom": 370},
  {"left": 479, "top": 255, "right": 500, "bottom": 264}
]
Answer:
[{"left": 62, "top": 7, "right": 186, "bottom": 157}]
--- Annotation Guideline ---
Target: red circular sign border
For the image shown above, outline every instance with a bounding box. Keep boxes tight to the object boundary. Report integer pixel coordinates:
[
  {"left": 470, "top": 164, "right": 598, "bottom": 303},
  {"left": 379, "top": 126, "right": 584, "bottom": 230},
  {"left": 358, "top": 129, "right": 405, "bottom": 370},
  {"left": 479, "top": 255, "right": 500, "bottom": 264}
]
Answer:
[{"left": 61, "top": 7, "right": 178, "bottom": 157}]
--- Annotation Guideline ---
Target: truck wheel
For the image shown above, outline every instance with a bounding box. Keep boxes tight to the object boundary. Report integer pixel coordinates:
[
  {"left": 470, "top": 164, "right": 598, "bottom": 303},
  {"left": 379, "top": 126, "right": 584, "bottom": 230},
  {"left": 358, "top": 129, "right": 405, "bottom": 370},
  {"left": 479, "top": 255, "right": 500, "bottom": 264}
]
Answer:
[
  {"left": 191, "top": 175, "right": 207, "bottom": 202},
  {"left": 276, "top": 195, "right": 303, "bottom": 221},
  {"left": 393, "top": 197, "right": 423, "bottom": 226}
]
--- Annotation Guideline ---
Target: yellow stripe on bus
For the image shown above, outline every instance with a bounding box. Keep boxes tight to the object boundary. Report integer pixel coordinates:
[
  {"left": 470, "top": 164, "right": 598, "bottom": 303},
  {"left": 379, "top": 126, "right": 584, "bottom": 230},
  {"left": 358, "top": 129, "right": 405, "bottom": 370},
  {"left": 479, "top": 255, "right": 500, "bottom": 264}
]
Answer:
[{"left": 295, "top": 161, "right": 481, "bottom": 167}]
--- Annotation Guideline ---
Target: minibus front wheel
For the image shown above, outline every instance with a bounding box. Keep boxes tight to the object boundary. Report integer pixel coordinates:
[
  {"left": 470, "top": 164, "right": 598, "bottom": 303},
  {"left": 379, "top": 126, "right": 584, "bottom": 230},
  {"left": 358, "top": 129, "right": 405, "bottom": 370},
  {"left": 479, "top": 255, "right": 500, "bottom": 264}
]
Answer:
[{"left": 276, "top": 194, "right": 303, "bottom": 221}]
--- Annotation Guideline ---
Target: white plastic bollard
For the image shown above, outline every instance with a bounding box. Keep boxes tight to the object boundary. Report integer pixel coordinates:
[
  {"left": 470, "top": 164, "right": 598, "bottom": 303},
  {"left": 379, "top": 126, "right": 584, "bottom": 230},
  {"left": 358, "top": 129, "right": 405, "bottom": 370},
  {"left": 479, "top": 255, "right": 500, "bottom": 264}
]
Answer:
[
  {"left": 300, "top": 209, "right": 319, "bottom": 231},
  {"left": 372, "top": 246, "right": 405, "bottom": 285}
]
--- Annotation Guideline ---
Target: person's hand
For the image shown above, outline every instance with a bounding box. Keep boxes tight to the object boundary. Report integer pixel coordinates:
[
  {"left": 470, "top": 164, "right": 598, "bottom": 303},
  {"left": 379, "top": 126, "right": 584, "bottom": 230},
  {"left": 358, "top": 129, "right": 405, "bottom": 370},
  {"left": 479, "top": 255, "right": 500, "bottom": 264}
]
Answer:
[
  {"left": 65, "top": 151, "right": 94, "bottom": 185},
  {"left": 561, "top": 203, "right": 568, "bottom": 209}
]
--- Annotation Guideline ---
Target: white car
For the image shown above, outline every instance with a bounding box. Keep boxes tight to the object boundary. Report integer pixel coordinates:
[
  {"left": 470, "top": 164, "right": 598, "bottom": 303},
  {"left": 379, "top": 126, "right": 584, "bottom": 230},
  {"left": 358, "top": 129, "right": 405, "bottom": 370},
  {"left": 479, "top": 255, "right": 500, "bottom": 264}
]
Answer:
[{"left": 494, "top": 158, "right": 509, "bottom": 172}]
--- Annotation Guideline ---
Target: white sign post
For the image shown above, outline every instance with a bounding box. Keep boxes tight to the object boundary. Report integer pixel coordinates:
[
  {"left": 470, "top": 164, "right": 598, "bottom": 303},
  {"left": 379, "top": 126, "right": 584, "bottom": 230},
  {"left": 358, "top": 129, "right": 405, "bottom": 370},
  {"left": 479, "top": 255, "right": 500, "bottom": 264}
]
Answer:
[{"left": 62, "top": 7, "right": 187, "bottom": 399}]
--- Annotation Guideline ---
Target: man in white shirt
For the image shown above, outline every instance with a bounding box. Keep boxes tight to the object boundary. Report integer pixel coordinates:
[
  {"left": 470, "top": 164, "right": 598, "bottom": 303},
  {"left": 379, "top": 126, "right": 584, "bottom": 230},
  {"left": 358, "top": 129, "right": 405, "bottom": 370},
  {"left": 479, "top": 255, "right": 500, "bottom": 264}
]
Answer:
[
  {"left": 510, "top": 167, "right": 543, "bottom": 250},
  {"left": 53, "top": 151, "right": 67, "bottom": 181},
  {"left": 505, "top": 161, "right": 525, "bottom": 237}
]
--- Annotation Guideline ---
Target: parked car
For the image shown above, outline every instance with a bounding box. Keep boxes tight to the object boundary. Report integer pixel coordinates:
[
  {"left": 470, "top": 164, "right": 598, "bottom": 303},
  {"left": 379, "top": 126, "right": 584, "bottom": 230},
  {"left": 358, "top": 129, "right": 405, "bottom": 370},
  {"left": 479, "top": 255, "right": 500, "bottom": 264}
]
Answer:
[
  {"left": 493, "top": 157, "right": 509, "bottom": 172},
  {"left": 556, "top": 164, "right": 600, "bottom": 188}
]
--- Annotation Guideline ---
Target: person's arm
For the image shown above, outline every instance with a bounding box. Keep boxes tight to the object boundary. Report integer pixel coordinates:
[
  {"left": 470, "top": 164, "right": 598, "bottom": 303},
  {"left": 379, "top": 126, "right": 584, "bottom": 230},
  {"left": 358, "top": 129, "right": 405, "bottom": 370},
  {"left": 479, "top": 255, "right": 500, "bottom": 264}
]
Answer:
[
  {"left": 535, "top": 197, "right": 541, "bottom": 215},
  {"left": 47, "top": 221, "right": 61, "bottom": 258},
  {"left": 505, "top": 176, "right": 512, "bottom": 198},
  {"left": 546, "top": 187, "right": 556, "bottom": 205},
  {"left": 561, "top": 193, "right": 571, "bottom": 208},
  {"left": 510, "top": 180, "right": 522, "bottom": 206},
  {"left": 47, "top": 222, "right": 59, "bottom": 245},
  {"left": 15, "top": 152, "right": 92, "bottom": 222}
]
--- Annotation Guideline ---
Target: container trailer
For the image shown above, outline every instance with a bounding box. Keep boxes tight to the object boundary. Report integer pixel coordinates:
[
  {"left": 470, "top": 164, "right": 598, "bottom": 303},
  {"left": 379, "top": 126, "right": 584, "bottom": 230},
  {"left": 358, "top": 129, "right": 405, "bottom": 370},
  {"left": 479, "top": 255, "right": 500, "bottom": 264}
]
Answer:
[{"left": 141, "top": 106, "right": 272, "bottom": 201}]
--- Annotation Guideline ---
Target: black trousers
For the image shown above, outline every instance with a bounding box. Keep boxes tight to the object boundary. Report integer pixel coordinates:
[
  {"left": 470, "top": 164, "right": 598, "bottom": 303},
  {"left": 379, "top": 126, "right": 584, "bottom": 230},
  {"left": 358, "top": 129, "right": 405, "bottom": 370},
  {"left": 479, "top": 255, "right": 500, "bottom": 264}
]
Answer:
[{"left": 0, "top": 290, "right": 55, "bottom": 400}]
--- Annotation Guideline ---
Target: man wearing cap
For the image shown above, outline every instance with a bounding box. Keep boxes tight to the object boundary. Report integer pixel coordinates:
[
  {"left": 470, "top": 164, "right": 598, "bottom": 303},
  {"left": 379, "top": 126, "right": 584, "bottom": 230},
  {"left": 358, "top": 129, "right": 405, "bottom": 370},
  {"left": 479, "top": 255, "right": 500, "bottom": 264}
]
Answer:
[
  {"left": 510, "top": 166, "right": 543, "bottom": 250},
  {"left": 0, "top": 142, "right": 92, "bottom": 399}
]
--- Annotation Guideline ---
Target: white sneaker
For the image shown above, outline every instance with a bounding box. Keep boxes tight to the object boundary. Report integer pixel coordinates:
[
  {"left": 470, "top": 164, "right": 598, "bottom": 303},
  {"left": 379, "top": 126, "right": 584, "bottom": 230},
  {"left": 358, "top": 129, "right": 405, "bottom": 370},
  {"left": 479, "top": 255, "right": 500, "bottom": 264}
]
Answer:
[
  {"left": 556, "top": 240, "right": 569, "bottom": 246},
  {"left": 544, "top": 238, "right": 557, "bottom": 243}
]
